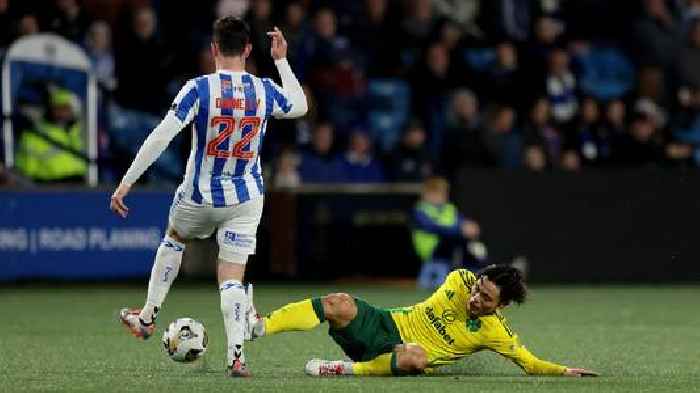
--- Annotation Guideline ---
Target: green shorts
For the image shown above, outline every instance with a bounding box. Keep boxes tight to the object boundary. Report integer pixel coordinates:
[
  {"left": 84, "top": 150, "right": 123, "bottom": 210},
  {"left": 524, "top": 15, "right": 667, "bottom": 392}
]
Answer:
[{"left": 327, "top": 298, "right": 403, "bottom": 362}]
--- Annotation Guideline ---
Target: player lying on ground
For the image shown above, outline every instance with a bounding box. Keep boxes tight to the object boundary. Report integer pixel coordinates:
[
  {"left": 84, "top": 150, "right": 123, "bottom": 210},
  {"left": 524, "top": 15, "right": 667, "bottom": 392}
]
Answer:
[
  {"left": 246, "top": 265, "right": 598, "bottom": 376},
  {"left": 110, "top": 17, "right": 307, "bottom": 377}
]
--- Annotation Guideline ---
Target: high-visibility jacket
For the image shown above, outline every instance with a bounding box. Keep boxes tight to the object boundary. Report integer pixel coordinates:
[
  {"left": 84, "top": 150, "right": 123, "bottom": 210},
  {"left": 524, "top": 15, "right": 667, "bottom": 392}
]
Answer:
[
  {"left": 412, "top": 202, "right": 461, "bottom": 262},
  {"left": 16, "top": 121, "right": 87, "bottom": 181}
]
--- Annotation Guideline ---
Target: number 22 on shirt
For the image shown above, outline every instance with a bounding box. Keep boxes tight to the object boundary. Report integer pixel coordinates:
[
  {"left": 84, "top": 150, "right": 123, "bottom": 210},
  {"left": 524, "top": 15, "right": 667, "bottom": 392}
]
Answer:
[{"left": 206, "top": 115, "right": 261, "bottom": 159}]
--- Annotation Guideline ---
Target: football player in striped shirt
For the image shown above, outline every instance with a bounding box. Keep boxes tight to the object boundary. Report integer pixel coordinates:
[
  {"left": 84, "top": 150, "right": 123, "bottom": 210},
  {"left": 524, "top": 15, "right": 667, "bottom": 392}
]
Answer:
[{"left": 110, "top": 17, "right": 307, "bottom": 377}]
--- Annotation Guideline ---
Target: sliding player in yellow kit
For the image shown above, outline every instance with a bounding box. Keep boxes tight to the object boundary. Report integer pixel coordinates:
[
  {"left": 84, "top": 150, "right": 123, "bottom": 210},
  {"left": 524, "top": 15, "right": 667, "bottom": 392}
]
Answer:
[{"left": 245, "top": 265, "right": 598, "bottom": 377}]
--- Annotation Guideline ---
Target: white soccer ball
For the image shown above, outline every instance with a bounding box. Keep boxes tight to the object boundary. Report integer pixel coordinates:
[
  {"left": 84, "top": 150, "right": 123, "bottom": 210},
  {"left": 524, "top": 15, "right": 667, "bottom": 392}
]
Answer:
[{"left": 162, "top": 318, "right": 208, "bottom": 362}]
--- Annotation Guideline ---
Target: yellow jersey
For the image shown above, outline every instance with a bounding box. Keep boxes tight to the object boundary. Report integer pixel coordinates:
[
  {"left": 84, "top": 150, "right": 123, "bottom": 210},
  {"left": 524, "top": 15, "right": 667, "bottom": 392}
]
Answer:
[{"left": 390, "top": 269, "right": 567, "bottom": 375}]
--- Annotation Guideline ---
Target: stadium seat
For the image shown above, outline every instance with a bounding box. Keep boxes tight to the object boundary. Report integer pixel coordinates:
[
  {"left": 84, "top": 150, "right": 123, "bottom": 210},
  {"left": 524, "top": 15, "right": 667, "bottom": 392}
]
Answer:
[
  {"left": 366, "top": 79, "right": 411, "bottom": 151},
  {"left": 575, "top": 46, "right": 635, "bottom": 101}
]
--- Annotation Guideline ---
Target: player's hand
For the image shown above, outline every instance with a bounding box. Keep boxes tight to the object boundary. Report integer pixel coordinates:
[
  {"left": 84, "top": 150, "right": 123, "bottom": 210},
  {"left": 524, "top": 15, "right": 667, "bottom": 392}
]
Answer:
[
  {"left": 267, "top": 26, "right": 287, "bottom": 60},
  {"left": 564, "top": 368, "right": 599, "bottom": 377},
  {"left": 461, "top": 220, "right": 480, "bottom": 240},
  {"left": 110, "top": 183, "right": 131, "bottom": 218}
]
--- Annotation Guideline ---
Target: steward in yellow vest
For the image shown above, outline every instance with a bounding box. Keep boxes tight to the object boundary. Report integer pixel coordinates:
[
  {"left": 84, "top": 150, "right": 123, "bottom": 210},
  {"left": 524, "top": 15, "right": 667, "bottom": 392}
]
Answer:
[
  {"left": 412, "top": 177, "right": 485, "bottom": 289},
  {"left": 16, "top": 89, "right": 87, "bottom": 182}
]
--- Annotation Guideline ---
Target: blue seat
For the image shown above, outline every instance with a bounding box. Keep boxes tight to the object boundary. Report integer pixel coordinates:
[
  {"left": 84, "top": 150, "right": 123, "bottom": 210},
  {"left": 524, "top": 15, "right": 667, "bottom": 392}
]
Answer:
[
  {"left": 365, "top": 79, "right": 411, "bottom": 151},
  {"left": 576, "top": 46, "right": 635, "bottom": 101}
]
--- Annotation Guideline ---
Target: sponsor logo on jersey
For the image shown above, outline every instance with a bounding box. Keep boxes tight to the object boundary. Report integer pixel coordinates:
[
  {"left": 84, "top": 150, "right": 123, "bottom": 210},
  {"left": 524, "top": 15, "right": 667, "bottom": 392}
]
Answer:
[
  {"left": 424, "top": 306, "right": 455, "bottom": 345},
  {"left": 441, "top": 309, "right": 456, "bottom": 324},
  {"left": 467, "top": 318, "right": 482, "bottom": 332}
]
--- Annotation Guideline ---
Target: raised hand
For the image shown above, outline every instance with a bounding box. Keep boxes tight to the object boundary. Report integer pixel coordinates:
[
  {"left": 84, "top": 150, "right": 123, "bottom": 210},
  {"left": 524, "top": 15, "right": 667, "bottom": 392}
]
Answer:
[{"left": 267, "top": 26, "right": 287, "bottom": 61}]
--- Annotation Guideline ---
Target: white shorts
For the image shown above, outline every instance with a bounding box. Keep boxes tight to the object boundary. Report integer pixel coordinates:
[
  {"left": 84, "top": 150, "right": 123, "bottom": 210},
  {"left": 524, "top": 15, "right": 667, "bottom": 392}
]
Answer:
[{"left": 168, "top": 193, "right": 264, "bottom": 264}]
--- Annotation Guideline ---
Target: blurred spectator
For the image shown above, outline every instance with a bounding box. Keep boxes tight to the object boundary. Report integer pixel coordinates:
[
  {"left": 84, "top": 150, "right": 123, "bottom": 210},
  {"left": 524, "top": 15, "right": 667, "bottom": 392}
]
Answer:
[
  {"left": 16, "top": 88, "right": 87, "bottom": 183},
  {"left": 410, "top": 43, "right": 454, "bottom": 153},
  {"left": 336, "top": 130, "right": 385, "bottom": 183},
  {"left": 479, "top": 41, "right": 525, "bottom": 108},
  {"left": 521, "top": 16, "right": 564, "bottom": 79},
  {"left": 387, "top": 119, "right": 433, "bottom": 182},
  {"left": 351, "top": 0, "right": 402, "bottom": 77},
  {"left": 677, "top": 20, "right": 700, "bottom": 89},
  {"left": 115, "top": 6, "right": 174, "bottom": 115},
  {"left": 433, "top": 0, "right": 482, "bottom": 38},
  {"left": 273, "top": 147, "right": 301, "bottom": 188},
  {"left": 480, "top": 0, "right": 541, "bottom": 42},
  {"left": 636, "top": 65, "right": 670, "bottom": 108},
  {"left": 0, "top": 0, "right": 14, "bottom": 50},
  {"left": 245, "top": 0, "right": 275, "bottom": 77},
  {"left": 614, "top": 109, "right": 664, "bottom": 167},
  {"left": 18, "top": 13, "right": 40, "bottom": 37},
  {"left": 633, "top": 0, "right": 682, "bottom": 68},
  {"left": 401, "top": 0, "right": 436, "bottom": 51},
  {"left": 216, "top": 0, "right": 249, "bottom": 19},
  {"left": 298, "top": 8, "right": 349, "bottom": 83},
  {"left": 545, "top": 48, "right": 578, "bottom": 126},
  {"left": 668, "top": 87, "right": 700, "bottom": 166},
  {"left": 85, "top": 20, "right": 116, "bottom": 92},
  {"left": 523, "top": 97, "right": 561, "bottom": 171},
  {"left": 602, "top": 99, "right": 627, "bottom": 136},
  {"left": 49, "top": 0, "right": 91, "bottom": 43},
  {"left": 299, "top": 122, "right": 340, "bottom": 183},
  {"left": 413, "top": 176, "right": 484, "bottom": 289},
  {"left": 482, "top": 105, "right": 521, "bottom": 168},
  {"left": 280, "top": 1, "right": 308, "bottom": 70},
  {"left": 441, "top": 89, "right": 488, "bottom": 175},
  {"left": 565, "top": 97, "right": 613, "bottom": 168}
]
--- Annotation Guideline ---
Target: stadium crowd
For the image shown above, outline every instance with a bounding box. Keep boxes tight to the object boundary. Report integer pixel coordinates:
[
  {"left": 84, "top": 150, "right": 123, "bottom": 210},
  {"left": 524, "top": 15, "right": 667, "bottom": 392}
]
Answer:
[{"left": 2, "top": 0, "right": 700, "bottom": 186}]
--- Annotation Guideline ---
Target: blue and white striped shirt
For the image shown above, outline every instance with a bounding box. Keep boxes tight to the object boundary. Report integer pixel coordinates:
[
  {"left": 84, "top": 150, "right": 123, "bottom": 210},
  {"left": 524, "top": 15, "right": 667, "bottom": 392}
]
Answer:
[{"left": 121, "top": 59, "right": 307, "bottom": 207}]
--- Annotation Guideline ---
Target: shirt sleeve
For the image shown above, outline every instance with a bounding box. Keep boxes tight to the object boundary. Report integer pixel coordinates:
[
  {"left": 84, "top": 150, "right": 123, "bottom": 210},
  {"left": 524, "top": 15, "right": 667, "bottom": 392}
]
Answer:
[
  {"left": 413, "top": 207, "right": 463, "bottom": 238},
  {"left": 486, "top": 329, "right": 567, "bottom": 375},
  {"left": 267, "top": 58, "right": 308, "bottom": 119},
  {"left": 120, "top": 80, "right": 198, "bottom": 186}
]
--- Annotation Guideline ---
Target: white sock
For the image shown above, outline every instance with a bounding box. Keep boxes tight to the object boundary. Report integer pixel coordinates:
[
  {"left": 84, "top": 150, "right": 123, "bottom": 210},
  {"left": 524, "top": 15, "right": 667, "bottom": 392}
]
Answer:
[
  {"left": 220, "top": 280, "right": 248, "bottom": 366},
  {"left": 139, "top": 235, "right": 185, "bottom": 324}
]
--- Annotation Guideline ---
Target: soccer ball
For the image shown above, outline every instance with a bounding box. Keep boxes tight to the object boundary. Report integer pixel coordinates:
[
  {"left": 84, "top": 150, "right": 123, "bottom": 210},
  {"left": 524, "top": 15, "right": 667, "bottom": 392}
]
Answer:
[{"left": 162, "top": 318, "right": 208, "bottom": 362}]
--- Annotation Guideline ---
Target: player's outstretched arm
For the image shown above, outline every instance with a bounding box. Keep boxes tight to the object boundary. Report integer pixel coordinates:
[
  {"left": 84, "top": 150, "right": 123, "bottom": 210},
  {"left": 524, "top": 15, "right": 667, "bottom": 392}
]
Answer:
[
  {"left": 109, "top": 112, "right": 185, "bottom": 218},
  {"left": 267, "top": 26, "right": 308, "bottom": 118},
  {"left": 110, "top": 82, "right": 197, "bottom": 218},
  {"left": 487, "top": 333, "right": 598, "bottom": 377}
]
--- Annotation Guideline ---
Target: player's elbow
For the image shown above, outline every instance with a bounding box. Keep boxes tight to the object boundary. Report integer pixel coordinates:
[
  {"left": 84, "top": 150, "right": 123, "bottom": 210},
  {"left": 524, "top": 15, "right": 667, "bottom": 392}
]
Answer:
[{"left": 291, "top": 96, "right": 309, "bottom": 117}]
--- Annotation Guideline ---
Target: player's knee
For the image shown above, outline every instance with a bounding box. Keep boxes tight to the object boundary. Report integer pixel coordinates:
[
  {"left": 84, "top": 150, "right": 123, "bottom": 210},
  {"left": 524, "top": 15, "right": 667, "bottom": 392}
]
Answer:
[{"left": 322, "top": 293, "right": 357, "bottom": 322}]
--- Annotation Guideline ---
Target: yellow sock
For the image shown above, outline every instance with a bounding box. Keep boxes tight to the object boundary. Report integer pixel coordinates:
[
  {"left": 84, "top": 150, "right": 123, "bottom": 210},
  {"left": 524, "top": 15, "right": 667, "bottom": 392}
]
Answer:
[
  {"left": 352, "top": 353, "right": 395, "bottom": 375},
  {"left": 263, "top": 298, "right": 324, "bottom": 335}
]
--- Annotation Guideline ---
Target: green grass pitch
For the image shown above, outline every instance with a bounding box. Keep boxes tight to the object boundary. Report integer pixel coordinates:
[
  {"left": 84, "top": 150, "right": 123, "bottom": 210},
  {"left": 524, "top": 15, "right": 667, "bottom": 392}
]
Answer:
[{"left": 2, "top": 284, "right": 699, "bottom": 393}]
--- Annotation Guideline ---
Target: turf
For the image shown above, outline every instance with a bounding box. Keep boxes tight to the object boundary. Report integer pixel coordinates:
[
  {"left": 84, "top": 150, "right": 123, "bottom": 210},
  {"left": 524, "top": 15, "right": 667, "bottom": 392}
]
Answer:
[{"left": 1, "top": 284, "right": 699, "bottom": 393}]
